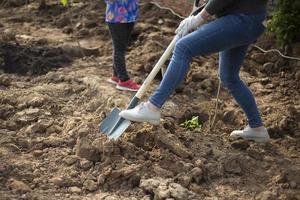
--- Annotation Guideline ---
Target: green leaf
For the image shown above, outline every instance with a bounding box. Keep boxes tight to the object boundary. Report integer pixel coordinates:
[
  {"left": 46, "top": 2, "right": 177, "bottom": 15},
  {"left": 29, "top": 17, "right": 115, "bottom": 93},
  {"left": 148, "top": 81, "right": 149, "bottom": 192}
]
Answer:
[
  {"left": 180, "top": 116, "right": 201, "bottom": 130},
  {"left": 60, "top": 0, "right": 68, "bottom": 6}
]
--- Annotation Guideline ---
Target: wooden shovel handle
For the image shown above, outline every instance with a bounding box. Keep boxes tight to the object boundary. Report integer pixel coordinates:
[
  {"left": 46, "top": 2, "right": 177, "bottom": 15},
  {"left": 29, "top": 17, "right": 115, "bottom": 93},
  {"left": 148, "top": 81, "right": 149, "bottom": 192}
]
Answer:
[{"left": 135, "top": 36, "right": 178, "bottom": 99}]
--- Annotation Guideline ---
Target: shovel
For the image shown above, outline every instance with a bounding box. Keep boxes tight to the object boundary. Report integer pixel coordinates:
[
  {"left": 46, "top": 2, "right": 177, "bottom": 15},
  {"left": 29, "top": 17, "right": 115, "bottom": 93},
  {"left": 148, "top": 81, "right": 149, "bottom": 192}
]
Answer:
[{"left": 100, "top": 0, "right": 204, "bottom": 140}]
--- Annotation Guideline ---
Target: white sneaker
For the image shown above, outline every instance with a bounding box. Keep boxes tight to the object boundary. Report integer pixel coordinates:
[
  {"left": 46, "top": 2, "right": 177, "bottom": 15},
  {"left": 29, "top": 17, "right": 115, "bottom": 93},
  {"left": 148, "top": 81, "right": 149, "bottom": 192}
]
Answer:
[
  {"left": 230, "top": 125, "right": 270, "bottom": 143},
  {"left": 119, "top": 102, "right": 161, "bottom": 125}
]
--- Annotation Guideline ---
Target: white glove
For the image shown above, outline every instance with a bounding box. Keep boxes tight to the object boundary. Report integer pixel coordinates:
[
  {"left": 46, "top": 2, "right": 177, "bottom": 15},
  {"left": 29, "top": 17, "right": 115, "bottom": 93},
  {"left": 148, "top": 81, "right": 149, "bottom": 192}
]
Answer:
[{"left": 175, "top": 14, "right": 205, "bottom": 38}]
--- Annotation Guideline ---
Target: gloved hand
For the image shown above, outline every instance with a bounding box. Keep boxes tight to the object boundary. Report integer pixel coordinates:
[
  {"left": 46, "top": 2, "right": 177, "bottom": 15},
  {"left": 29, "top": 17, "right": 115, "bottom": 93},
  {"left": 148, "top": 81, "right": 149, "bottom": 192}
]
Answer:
[{"left": 175, "top": 14, "right": 205, "bottom": 38}]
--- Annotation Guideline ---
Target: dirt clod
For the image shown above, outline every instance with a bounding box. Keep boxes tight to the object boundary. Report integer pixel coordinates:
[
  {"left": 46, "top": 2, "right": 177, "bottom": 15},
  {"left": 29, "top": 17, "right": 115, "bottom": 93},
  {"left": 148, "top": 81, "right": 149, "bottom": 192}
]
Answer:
[
  {"left": 75, "top": 137, "right": 100, "bottom": 162},
  {"left": 8, "top": 179, "right": 31, "bottom": 194}
]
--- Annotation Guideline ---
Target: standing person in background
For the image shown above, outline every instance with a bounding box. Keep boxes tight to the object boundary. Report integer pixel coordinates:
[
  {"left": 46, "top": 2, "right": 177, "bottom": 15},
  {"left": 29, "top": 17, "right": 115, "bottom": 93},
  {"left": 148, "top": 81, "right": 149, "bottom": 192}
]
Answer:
[
  {"left": 120, "top": 0, "right": 271, "bottom": 143},
  {"left": 105, "top": 0, "right": 140, "bottom": 92}
]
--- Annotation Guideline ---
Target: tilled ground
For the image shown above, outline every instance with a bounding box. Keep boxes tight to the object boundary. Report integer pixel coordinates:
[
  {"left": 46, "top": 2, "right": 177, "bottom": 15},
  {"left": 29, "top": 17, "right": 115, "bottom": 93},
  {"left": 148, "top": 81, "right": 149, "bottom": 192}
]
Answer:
[{"left": 0, "top": 1, "right": 299, "bottom": 200}]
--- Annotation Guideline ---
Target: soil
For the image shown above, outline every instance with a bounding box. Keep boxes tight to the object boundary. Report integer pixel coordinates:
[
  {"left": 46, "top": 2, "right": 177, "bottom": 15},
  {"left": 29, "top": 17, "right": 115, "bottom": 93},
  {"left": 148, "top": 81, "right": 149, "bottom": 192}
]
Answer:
[{"left": 0, "top": 0, "right": 299, "bottom": 200}]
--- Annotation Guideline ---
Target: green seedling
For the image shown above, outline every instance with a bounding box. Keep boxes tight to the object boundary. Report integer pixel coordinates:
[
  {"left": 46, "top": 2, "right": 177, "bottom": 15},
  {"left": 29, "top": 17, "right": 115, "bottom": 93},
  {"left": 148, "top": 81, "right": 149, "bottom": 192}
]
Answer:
[
  {"left": 180, "top": 116, "right": 201, "bottom": 131},
  {"left": 60, "top": 0, "right": 68, "bottom": 6}
]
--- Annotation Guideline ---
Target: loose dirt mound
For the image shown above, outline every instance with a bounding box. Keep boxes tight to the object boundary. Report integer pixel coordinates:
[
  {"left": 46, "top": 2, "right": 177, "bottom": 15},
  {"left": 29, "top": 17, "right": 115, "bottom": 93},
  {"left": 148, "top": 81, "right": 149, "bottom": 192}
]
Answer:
[{"left": 0, "top": 1, "right": 299, "bottom": 200}]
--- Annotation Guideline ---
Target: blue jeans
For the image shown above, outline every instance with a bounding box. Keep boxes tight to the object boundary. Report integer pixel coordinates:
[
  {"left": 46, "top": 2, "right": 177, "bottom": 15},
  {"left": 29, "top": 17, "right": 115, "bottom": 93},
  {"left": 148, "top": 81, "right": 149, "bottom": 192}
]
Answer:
[{"left": 149, "top": 13, "right": 266, "bottom": 128}]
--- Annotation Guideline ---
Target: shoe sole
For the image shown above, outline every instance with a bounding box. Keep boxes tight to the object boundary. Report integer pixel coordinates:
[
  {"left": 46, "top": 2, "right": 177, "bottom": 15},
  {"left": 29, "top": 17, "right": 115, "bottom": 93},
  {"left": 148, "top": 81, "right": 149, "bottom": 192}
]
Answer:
[
  {"left": 116, "top": 85, "right": 139, "bottom": 92},
  {"left": 120, "top": 114, "right": 160, "bottom": 125}
]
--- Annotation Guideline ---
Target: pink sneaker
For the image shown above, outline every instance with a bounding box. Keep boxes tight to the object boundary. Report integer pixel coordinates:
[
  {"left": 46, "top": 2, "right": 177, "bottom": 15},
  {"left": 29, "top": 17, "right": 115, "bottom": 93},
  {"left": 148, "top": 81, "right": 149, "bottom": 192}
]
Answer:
[
  {"left": 107, "top": 76, "right": 120, "bottom": 85},
  {"left": 116, "top": 79, "right": 140, "bottom": 92}
]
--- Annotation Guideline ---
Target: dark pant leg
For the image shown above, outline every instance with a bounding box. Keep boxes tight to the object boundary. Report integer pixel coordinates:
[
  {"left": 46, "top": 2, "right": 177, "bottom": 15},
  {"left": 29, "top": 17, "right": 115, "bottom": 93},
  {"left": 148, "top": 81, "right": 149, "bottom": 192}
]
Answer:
[{"left": 107, "top": 22, "right": 134, "bottom": 81}]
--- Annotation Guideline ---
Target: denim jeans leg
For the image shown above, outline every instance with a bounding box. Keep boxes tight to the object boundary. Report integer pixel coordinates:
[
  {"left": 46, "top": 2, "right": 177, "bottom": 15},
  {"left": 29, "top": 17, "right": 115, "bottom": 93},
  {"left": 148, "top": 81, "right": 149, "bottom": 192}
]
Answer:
[
  {"left": 219, "top": 46, "right": 263, "bottom": 128},
  {"left": 149, "top": 13, "right": 266, "bottom": 110},
  {"left": 149, "top": 41, "right": 193, "bottom": 108}
]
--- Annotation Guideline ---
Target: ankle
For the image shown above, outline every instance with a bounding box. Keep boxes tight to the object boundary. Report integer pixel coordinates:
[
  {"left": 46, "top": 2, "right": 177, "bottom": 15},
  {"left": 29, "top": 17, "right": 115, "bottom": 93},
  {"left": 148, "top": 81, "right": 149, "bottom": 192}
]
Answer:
[
  {"left": 249, "top": 125, "right": 265, "bottom": 132},
  {"left": 146, "top": 101, "right": 160, "bottom": 112}
]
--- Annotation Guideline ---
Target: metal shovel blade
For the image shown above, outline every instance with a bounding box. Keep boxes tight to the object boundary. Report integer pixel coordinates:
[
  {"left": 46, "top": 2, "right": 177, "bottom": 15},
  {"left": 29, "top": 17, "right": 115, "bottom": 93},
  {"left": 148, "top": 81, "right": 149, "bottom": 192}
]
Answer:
[
  {"left": 107, "top": 119, "right": 131, "bottom": 140},
  {"left": 99, "top": 108, "right": 121, "bottom": 133},
  {"left": 99, "top": 107, "right": 132, "bottom": 140}
]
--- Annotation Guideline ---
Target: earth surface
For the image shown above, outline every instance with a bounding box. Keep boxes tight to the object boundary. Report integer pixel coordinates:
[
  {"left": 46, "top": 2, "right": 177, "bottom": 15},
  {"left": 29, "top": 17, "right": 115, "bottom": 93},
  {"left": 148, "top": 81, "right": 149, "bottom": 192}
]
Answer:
[{"left": 0, "top": 0, "right": 299, "bottom": 200}]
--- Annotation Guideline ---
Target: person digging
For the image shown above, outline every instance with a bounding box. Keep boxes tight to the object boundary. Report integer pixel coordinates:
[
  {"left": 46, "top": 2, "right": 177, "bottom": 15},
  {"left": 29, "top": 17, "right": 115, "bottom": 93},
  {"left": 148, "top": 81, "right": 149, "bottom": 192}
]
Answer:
[{"left": 119, "top": 0, "right": 271, "bottom": 143}]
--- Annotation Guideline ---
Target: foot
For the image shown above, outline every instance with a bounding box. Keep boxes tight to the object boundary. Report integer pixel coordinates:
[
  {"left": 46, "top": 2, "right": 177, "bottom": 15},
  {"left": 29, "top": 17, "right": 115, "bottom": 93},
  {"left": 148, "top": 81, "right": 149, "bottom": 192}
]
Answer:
[
  {"left": 107, "top": 76, "right": 119, "bottom": 85},
  {"left": 119, "top": 102, "right": 160, "bottom": 125},
  {"left": 230, "top": 125, "right": 270, "bottom": 143},
  {"left": 116, "top": 79, "right": 140, "bottom": 92}
]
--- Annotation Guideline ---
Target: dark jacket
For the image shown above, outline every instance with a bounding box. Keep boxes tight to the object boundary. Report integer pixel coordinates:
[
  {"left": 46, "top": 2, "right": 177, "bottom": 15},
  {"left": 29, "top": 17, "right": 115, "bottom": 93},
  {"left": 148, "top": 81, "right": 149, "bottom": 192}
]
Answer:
[{"left": 205, "top": 0, "right": 268, "bottom": 16}]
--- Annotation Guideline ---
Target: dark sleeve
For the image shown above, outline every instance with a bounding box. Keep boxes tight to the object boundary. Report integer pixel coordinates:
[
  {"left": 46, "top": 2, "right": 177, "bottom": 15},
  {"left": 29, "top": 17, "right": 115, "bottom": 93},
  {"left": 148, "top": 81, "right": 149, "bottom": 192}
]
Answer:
[{"left": 204, "top": 0, "right": 235, "bottom": 15}]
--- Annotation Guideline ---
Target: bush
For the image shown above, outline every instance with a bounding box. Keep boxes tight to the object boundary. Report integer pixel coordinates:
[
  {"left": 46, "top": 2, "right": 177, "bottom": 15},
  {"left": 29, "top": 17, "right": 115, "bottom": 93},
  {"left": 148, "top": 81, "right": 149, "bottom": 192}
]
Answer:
[{"left": 268, "top": 0, "right": 300, "bottom": 46}]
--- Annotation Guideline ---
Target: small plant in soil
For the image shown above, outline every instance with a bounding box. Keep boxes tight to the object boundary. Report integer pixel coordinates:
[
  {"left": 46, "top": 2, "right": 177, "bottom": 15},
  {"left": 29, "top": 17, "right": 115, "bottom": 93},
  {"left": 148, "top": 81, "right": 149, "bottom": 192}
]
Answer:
[
  {"left": 60, "top": 0, "right": 68, "bottom": 7},
  {"left": 180, "top": 116, "right": 202, "bottom": 131}
]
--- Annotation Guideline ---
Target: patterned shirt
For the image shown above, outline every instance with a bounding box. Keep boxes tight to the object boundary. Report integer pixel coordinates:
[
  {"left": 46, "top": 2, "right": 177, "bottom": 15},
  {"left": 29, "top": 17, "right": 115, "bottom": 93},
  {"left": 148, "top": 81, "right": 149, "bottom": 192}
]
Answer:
[{"left": 105, "top": 0, "right": 139, "bottom": 23}]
